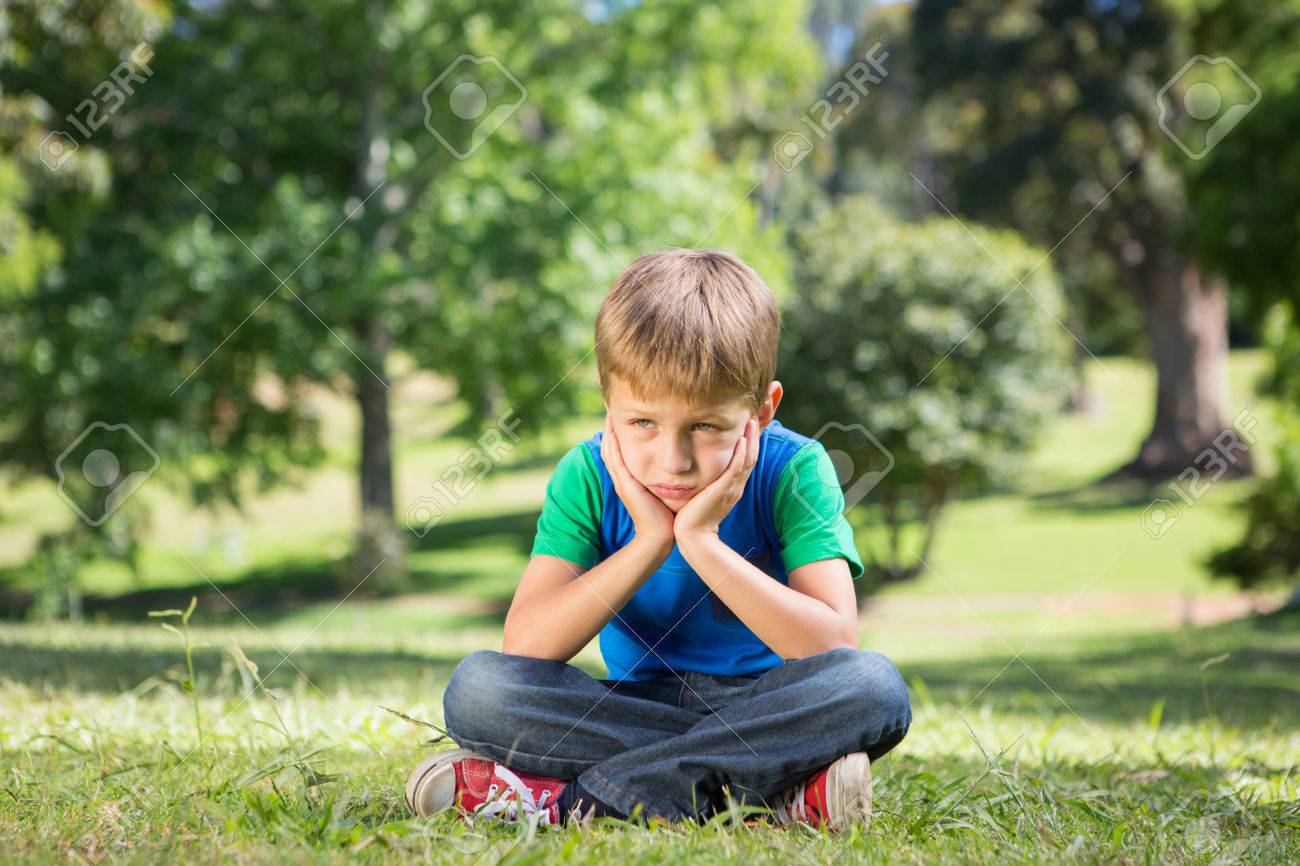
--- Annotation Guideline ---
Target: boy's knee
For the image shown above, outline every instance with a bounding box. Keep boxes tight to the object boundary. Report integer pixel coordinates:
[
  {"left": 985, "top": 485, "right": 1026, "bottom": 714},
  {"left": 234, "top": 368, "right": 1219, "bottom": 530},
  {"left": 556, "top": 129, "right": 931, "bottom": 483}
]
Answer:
[
  {"left": 443, "top": 650, "right": 512, "bottom": 741},
  {"left": 443, "top": 650, "right": 570, "bottom": 741},
  {"left": 830, "top": 647, "right": 912, "bottom": 728}
]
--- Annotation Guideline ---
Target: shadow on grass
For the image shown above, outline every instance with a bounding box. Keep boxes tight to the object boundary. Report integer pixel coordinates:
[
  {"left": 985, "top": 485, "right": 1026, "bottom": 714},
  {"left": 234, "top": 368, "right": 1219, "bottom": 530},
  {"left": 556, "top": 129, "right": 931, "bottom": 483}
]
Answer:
[
  {"left": 409, "top": 508, "right": 540, "bottom": 558},
  {"left": 900, "top": 610, "right": 1300, "bottom": 732},
  {"left": 1, "top": 638, "right": 472, "bottom": 698},
  {"left": 5, "top": 609, "right": 1296, "bottom": 735},
  {"left": 1025, "top": 478, "right": 1172, "bottom": 513},
  {"left": 0, "top": 508, "right": 543, "bottom": 625}
]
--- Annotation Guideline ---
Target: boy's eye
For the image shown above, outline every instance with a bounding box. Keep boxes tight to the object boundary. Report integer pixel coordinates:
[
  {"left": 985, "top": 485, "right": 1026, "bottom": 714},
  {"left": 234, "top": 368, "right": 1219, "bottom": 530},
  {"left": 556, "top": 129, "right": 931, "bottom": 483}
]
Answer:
[{"left": 628, "top": 419, "right": 715, "bottom": 431}]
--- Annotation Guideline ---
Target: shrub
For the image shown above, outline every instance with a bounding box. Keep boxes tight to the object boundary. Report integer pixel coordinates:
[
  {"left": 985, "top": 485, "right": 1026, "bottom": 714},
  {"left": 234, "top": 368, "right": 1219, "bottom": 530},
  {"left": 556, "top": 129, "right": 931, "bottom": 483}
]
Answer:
[
  {"left": 779, "top": 195, "right": 1072, "bottom": 590},
  {"left": 1210, "top": 314, "right": 1300, "bottom": 595}
]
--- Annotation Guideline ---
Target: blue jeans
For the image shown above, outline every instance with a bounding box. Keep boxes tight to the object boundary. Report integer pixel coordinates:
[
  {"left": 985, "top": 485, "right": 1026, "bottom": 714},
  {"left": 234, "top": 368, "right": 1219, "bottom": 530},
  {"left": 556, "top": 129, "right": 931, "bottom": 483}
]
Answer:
[{"left": 441, "top": 646, "right": 912, "bottom": 822}]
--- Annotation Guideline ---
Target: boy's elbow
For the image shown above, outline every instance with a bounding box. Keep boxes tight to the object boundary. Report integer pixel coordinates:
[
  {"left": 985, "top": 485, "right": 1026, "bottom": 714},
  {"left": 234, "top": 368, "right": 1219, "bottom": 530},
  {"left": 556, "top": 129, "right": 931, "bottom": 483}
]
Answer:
[
  {"left": 500, "top": 611, "right": 531, "bottom": 657},
  {"left": 806, "top": 628, "right": 860, "bottom": 659},
  {"left": 501, "top": 633, "right": 570, "bottom": 663},
  {"left": 500, "top": 631, "right": 530, "bottom": 658}
]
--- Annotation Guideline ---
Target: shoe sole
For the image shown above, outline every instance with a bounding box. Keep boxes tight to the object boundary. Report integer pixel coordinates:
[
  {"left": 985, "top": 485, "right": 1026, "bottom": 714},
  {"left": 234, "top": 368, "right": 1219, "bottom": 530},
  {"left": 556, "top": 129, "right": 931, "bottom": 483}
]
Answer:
[
  {"left": 405, "top": 747, "right": 481, "bottom": 817},
  {"left": 824, "top": 751, "right": 873, "bottom": 832}
]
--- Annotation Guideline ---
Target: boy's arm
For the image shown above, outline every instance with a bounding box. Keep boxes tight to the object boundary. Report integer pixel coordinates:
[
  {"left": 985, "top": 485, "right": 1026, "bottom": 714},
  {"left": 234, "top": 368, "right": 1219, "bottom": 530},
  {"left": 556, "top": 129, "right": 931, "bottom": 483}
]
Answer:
[
  {"left": 503, "top": 438, "right": 674, "bottom": 662},
  {"left": 676, "top": 439, "right": 863, "bottom": 659},
  {"left": 503, "top": 539, "right": 672, "bottom": 661},
  {"left": 676, "top": 539, "right": 859, "bottom": 659}
]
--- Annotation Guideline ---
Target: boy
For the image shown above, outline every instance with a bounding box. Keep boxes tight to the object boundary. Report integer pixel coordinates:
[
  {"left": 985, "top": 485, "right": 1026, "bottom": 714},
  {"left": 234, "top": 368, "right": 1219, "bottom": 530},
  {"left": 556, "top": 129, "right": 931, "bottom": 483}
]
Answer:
[{"left": 406, "top": 248, "right": 911, "bottom": 831}]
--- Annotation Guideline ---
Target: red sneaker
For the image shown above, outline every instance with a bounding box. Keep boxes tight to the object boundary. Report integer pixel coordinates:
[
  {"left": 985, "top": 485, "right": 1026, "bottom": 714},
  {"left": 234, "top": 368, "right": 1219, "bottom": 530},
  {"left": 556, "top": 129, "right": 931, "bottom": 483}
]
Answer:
[
  {"left": 405, "top": 748, "right": 569, "bottom": 826},
  {"left": 770, "top": 751, "right": 873, "bottom": 832}
]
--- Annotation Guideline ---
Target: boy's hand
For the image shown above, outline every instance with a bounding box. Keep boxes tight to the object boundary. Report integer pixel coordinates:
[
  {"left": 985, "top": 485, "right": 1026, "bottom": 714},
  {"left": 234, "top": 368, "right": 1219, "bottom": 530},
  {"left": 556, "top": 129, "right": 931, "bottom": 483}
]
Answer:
[
  {"left": 674, "top": 417, "right": 759, "bottom": 542},
  {"left": 601, "top": 414, "right": 677, "bottom": 548}
]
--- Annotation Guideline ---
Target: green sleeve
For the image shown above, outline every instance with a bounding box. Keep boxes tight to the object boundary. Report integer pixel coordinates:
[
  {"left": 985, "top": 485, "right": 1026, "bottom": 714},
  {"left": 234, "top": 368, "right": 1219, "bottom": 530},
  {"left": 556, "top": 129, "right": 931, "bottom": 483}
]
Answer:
[
  {"left": 530, "top": 443, "right": 604, "bottom": 568},
  {"left": 773, "top": 442, "right": 865, "bottom": 579}
]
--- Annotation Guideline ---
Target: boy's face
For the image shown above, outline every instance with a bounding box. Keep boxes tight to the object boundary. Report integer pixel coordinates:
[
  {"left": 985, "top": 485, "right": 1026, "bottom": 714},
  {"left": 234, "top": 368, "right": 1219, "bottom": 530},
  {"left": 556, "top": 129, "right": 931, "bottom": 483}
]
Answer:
[{"left": 604, "top": 374, "right": 782, "bottom": 512}]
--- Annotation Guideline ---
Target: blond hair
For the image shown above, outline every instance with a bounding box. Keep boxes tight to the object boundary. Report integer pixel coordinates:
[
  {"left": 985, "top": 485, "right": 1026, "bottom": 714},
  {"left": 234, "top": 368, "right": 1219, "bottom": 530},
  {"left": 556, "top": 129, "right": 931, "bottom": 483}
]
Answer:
[{"left": 595, "top": 248, "right": 781, "bottom": 410}]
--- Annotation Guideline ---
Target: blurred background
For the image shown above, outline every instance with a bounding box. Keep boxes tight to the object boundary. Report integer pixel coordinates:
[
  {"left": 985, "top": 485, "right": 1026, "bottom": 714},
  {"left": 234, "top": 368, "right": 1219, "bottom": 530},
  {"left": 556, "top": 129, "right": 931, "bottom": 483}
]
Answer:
[
  {"left": 3, "top": 0, "right": 1296, "bottom": 640},
  {"left": 2, "top": 1, "right": 1298, "bottom": 861}
]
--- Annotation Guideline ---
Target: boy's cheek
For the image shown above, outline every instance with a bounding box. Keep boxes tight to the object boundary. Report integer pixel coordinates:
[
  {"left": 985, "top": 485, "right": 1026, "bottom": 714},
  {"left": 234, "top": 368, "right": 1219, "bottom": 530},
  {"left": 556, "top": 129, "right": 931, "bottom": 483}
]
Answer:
[
  {"left": 700, "top": 447, "right": 737, "bottom": 483},
  {"left": 625, "top": 461, "right": 652, "bottom": 488}
]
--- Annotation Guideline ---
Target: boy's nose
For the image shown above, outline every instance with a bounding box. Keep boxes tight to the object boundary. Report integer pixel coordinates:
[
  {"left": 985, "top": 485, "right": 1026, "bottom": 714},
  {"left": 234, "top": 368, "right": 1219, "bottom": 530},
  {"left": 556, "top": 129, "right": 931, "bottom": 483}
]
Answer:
[{"left": 659, "top": 439, "right": 694, "bottom": 475}]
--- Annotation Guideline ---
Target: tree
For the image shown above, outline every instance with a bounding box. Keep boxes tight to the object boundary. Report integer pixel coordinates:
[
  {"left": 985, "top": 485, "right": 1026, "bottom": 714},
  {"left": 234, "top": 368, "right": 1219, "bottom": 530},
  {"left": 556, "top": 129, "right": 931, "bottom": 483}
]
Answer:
[
  {"left": 1183, "top": 0, "right": 1300, "bottom": 310},
  {"left": 779, "top": 196, "right": 1071, "bottom": 594},
  {"left": 825, "top": 5, "right": 1143, "bottom": 415},
  {"left": 136, "top": 0, "right": 814, "bottom": 568},
  {"left": 0, "top": 1, "right": 345, "bottom": 611},
  {"left": 1185, "top": 0, "right": 1300, "bottom": 594},
  {"left": 910, "top": 0, "right": 1252, "bottom": 479},
  {"left": 1, "top": 0, "right": 818, "bottom": 600}
]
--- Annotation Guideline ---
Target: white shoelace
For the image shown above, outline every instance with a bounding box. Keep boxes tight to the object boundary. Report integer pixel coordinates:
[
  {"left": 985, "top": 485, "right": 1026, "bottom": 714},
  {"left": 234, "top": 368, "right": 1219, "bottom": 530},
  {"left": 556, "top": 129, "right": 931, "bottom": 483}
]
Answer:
[
  {"left": 772, "top": 779, "right": 810, "bottom": 824},
  {"left": 470, "top": 764, "right": 557, "bottom": 826}
]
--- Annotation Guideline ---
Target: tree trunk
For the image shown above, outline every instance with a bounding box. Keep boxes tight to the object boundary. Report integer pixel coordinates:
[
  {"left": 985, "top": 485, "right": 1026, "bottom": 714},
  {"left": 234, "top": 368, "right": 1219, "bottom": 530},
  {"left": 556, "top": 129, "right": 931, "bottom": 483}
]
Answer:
[
  {"left": 1114, "top": 250, "right": 1253, "bottom": 479},
  {"left": 354, "top": 0, "right": 388, "bottom": 522},
  {"left": 357, "top": 317, "right": 393, "bottom": 519},
  {"left": 1066, "top": 310, "right": 1102, "bottom": 416},
  {"left": 474, "top": 280, "right": 505, "bottom": 422},
  {"left": 348, "top": 314, "right": 407, "bottom": 593}
]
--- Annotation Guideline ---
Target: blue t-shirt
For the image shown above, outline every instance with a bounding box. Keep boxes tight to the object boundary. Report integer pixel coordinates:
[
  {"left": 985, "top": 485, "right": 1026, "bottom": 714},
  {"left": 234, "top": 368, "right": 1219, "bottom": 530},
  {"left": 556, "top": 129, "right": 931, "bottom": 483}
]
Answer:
[{"left": 530, "top": 418, "right": 863, "bottom": 681}]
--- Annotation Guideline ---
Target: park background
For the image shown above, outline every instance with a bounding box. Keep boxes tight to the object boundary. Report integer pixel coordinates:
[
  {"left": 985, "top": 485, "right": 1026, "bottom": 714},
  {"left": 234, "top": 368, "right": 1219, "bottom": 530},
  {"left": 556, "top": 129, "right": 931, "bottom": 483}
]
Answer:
[{"left": 1, "top": 0, "right": 1298, "bottom": 863}]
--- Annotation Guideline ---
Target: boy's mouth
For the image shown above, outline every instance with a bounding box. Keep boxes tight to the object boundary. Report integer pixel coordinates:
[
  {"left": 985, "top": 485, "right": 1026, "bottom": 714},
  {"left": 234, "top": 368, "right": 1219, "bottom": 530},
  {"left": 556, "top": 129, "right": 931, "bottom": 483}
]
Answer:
[{"left": 650, "top": 484, "right": 696, "bottom": 500}]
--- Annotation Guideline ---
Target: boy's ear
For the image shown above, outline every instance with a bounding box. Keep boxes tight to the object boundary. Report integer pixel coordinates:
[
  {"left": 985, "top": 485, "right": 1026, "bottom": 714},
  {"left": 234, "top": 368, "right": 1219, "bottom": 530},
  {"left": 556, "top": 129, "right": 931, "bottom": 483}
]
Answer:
[{"left": 757, "top": 380, "right": 782, "bottom": 430}]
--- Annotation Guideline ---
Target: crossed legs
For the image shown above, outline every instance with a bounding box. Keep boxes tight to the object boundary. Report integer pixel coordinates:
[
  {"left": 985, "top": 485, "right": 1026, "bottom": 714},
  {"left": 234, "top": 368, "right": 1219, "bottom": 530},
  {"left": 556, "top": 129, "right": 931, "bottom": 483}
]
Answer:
[{"left": 442, "top": 647, "right": 912, "bottom": 822}]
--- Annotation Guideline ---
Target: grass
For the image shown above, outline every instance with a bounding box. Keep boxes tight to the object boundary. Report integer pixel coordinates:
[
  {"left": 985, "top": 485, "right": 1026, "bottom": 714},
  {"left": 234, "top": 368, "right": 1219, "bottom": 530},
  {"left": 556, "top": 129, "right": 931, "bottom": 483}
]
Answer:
[
  {"left": 2, "top": 609, "right": 1296, "bottom": 864},
  {"left": 1, "top": 349, "right": 1298, "bottom": 863}
]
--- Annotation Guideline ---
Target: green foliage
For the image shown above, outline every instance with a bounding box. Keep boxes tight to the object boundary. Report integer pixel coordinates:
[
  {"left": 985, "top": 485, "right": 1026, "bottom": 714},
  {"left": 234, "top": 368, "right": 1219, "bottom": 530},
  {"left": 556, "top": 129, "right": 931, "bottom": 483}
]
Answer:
[
  {"left": 25, "top": 504, "right": 148, "bottom": 621},
  {"left": 0, "top": 0, "right": 820, "bottom": 600},
  {"left": 905, "top": 0, "right": 1193, "bottom": 362},
  {"left": 780, "top": 195, "right": 1072, "bottom": 585},
  {"left": 0, "top": 154, "right": 60, "bottom": 301},
  {"left": 1208, "top": 429, "right": 1300, "bottom": 589},
  {"left": 910, "top": 0, "right": 1186, "bottom": 231},
  {"left": 1, "top": 1, "right": 324, "bottom": 593},
  {"left": 1178, "top": 1, "right": 1300, "bottom": 592},
  {"left": 1210, "top": 313, "right": 1300, "bottom": 589},
  {"left": 1182, "top": 0, "right": 1300, "bottom": 316}
]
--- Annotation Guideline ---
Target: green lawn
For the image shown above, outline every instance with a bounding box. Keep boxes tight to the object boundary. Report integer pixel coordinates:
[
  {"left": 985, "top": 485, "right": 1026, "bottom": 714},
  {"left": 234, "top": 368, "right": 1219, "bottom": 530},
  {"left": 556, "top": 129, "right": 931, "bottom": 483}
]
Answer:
[
  {"left": 2, "top": 605, "right": 1296, "bottom": 863},
  {"left": 1, "top": 350, "right": 1297, "bottom": 863}
]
